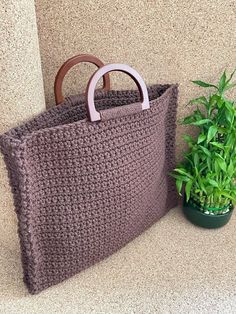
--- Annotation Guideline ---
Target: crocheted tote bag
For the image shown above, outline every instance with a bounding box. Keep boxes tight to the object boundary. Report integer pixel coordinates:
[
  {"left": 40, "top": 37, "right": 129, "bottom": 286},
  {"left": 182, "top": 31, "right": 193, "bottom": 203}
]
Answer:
[{"left": 0, "top": 61, "right": 178, "bottom": 294}]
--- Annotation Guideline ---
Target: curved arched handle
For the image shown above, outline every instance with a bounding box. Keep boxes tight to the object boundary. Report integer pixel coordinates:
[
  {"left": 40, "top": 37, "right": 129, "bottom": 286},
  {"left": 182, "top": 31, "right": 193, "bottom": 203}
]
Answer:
[
  {"left": 54, "top": 54, "right": 111, "bottom": 105},
  {"left": 86, "top": 63, "right": 150, "bottom": 122}
]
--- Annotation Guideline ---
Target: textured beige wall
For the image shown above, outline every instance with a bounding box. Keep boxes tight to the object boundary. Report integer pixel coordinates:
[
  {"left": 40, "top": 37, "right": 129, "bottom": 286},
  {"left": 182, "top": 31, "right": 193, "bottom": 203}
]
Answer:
[
  {"left": 0, "top": 0, "right": 45, "bottom": 246},
  {"left": 35, "top": 0, "right": 236, "bottom": 158}
]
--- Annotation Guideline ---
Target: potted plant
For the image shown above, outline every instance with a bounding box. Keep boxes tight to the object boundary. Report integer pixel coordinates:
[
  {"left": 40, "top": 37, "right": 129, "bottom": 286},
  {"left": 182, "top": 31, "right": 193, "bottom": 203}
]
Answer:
[{"left": 172, "top": 69, "right": 236, "bottom": 228}]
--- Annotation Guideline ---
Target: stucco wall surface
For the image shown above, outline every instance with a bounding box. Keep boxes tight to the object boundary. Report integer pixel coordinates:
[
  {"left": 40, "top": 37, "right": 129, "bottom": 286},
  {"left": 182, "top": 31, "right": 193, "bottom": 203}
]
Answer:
[
  {"left": 35, "top": 0, "right": 236, "bottom": 158},
  {"left": 0, "top": 0, "right": 45, "bottom": 247}
]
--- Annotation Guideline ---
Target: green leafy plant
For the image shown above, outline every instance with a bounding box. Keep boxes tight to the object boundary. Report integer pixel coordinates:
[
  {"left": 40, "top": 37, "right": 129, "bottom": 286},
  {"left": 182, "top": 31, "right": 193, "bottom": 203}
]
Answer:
[{"left": 172, "top": 69, "right": 236, "bottom": 215}]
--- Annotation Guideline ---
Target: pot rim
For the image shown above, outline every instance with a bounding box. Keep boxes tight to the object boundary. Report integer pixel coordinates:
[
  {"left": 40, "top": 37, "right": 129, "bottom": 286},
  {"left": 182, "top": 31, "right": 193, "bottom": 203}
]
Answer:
[
  {"left": 184, "top": 203, "right": 234, "bottom": 217},
  {"left": 184, "top": 196, "right": 234, "bottom": 217}
]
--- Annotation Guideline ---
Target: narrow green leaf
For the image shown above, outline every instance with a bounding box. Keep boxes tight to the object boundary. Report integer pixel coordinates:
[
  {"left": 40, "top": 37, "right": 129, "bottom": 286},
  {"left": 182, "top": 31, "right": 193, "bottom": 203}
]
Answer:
[
  {"left": 181, "top": 116, "right": 194, "bottom": 125},
  {"left": 228, "top": 160, "right": 234, "bottom": 175},
  {"left": 210, "top": 142, "right": 224, "bottom": 149},
  {"left": 226, "top": 134, "right": 234, "bottom": 147},
  {"left": 193, "top": 153, "right": 199, "bottom": 167},
  {"left": 217, "top": 158, "right": 227, "bottom": 172},
  {"left": 209, "top": 94, "right": 221, "bottom": 105},
  {"left": 189, "top": 96, "right": 208, "bottom": 105},
  {"left": 192, "top": 80, "right": 218, "bottom": 89},
  {"left": 199, "top": 145, "right": 211, "bottom": 157},
  {"left": 185, "top": 180, "right": 193, "bottom": 201},
  {"left": 225, "top": 109, "right": 233, "bottom": 123},
  {"left": 207, "top": 125, "right": 218, "bottom": 143},
  {"left": 197, "top": 176, "right": 207, "bottom": 193},
  {"left": 214, "top": 159, "right": 220, "bottom": 176},
  {"left": 207, "top": 156, "right": 211, "bottom": 171},
  {"left": 208, "top": 179, "right": 219, "bottom": 188},
  {"left": 191, "top": 119, "right": 211, "bottom": 126},
  {"left": 225, "top": 68, "right": 236, "bottom": 85},
  {"left": 197, "top": 133, "right": 206, "bottom": 144},
  {"left": 199, "top": 164, "right": 208, "bottom": 173},
  {"left": 171, "top": 173, "right": 190, "bottom": 182},
  {"left": 219, "top": 70, "right": 226, "bottom": 94},
  {"left": 220, "top": 191, "right": 234, "bottom": 200},
  {"left": 176, "top": 180, "right": 183, "bottom": 194},
  {"left": 225, "top": 100, "right": 234, "bottom": 112},
  {"left": 174, "top": 168, "right": 193, "bottom": 178},
  {"left": 215, "top": 153, "right": 224, "bottom": 160},
  {"left": 184, "top": 155, "right": 195, "bottom": 167}
]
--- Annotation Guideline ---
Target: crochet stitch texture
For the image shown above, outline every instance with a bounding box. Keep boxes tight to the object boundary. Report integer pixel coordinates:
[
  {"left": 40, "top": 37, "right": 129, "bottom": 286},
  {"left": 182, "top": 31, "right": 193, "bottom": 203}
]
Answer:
[{"left": 0, "top": 84, "right": 178, "bottom": 294}]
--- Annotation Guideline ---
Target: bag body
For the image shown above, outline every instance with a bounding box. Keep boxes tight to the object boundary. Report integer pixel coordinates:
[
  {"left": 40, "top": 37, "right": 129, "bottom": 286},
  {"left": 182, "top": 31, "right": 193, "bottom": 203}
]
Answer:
[{"left": 0, "top": 76, "right": 178, "bottom": 293}]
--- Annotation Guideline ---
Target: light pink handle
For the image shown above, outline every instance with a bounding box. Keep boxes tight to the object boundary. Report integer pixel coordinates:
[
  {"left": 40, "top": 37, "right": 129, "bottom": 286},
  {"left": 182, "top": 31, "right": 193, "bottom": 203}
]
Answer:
[{"left": 86, "top": 63, "right": 150, "bottom": 122}]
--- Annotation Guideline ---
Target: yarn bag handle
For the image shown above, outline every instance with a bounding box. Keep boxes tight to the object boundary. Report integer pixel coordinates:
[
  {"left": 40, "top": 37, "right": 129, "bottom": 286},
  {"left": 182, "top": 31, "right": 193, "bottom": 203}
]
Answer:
[
  {"left": 54, "top": 54, "right": 111, "bottom": 105},
  {"left": 86, "top": 63, "right": 150, "bottom": 122}
]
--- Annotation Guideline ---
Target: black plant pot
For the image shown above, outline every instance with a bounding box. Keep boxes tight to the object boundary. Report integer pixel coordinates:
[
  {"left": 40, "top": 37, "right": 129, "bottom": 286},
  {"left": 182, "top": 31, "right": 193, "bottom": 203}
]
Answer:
[{"left": 183, "top": 197, "right": 234, "bottom": 229}]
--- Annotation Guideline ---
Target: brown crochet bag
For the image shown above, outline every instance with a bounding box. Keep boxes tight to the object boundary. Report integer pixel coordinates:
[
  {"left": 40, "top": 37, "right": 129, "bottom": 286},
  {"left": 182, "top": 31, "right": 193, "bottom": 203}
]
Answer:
[{"left": 0, "top": 60, "right": 178, "bottom": 294}]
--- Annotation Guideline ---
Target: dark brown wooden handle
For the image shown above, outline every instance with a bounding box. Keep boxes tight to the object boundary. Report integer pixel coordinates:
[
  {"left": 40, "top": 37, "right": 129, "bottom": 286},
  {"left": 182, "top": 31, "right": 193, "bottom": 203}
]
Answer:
[{"left": 54, "top": 54, "right": 110, "bottom": 105}]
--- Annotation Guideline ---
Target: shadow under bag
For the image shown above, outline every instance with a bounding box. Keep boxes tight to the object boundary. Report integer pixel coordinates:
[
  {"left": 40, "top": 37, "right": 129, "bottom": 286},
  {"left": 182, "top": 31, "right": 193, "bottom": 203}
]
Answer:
[{"left": 0, "top": 62, "right": 178, "bottom": 294}]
